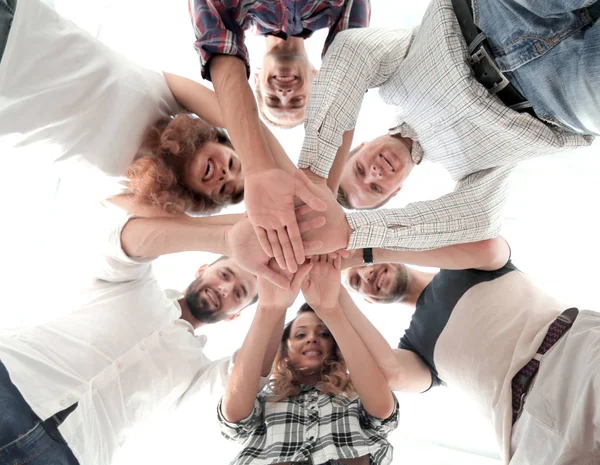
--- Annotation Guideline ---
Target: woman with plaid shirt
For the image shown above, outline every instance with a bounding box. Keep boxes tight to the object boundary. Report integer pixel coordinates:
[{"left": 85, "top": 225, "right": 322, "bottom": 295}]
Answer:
[{"left": 218, "top": 256, "right": 399, "bottom": 465}]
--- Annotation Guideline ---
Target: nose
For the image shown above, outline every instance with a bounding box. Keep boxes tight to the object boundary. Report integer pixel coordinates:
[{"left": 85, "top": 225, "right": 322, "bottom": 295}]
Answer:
[
  {"left": 276, "top": 88, "right": 291, "bottom": 106},
  {"left": 356, "top": 267, "right": 374, "bottom": 283},
  {"left": 218, "top": 281, "right": 234, "bottom": 298},
  {"left": 217, "top": 162, "right": 230, "bottom": 182},
  {"left": 365, "top": 164, "right": 382, "bottom": 182}
]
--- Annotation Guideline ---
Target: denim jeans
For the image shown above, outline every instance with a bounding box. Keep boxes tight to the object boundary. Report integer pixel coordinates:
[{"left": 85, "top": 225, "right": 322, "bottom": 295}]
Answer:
[
  {"left": 0, "top": 360, "right": 80, "bottom": 465},
  {"left": 0, "top": 0, "right": 16, "bottom": 63},
  {"left": 473, "top": 0, "right": 600, "bottom": 136}
]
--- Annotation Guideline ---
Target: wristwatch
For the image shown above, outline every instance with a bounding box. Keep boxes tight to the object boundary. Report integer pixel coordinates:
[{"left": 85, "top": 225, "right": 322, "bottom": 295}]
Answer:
[{"left": 362, "top": 248, "right": 374, "bottom": 266}]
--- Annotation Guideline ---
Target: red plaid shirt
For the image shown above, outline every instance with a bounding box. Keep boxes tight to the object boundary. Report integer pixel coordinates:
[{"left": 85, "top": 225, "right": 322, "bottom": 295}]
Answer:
[{"left": 189, "top": 0, "right": 371, "bottom": 80}]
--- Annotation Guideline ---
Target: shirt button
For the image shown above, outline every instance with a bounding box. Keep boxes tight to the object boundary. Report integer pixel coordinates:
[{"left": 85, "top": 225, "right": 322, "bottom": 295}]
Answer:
[{"left": 309, "top": 436, "right": 314, "bottom": 441}]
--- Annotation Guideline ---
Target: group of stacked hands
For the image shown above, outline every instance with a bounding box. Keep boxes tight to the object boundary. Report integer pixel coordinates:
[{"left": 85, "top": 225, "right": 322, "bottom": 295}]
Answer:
[{"left": 0, "top": 0, "right": 599, "bottom": 465}]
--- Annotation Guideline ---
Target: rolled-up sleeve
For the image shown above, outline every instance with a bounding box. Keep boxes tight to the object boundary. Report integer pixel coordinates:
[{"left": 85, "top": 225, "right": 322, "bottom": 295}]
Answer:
[
  {"left": 358, "top": 394, "right": 400, "bottom": 436},
  {"left": 299, "top": 28, "right": 412, "bottom": 179},
  {"left": 217, "top": 398, "right": 264, "bottom": 442},
  {"left": 346, "top": 164, "right": 516, "bottom": 250},
  {"left": 189, "top": 0, "right": 250, "bottom": 81}
]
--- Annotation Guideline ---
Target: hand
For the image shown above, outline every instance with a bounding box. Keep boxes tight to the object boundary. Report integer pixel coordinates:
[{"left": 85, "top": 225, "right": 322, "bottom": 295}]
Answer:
[
  {"left": 258, "top": 260, "right": 312, "bottom": 310},
  {"left": 296, "top": 171, "right": 352, "bottom": 255},
  {"left": 244, "top": 169, "right": 327, "bottom": 273},
  {"left": 301, "top": 255, "right": 342, "bottom": 311},
  {"left": 226, "top": 218, "right": 322, "bottom": 289}
]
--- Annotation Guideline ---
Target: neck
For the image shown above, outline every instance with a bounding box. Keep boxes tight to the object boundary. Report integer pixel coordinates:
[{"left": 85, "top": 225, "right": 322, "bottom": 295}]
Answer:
[
  {"left": 178, "top": 297, "right": 203, "bottom": 330},
  {"left": 402, "top": 269, "right": 435, "bottom": 307},
  {"left": 299, "top": 372, "right": 322, "bottom": 386},
  {"left": 264, "top": 35, "right": 307, "bottom": 55}
]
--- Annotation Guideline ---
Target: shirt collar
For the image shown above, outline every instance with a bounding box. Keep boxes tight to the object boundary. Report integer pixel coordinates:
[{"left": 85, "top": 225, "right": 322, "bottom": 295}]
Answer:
[{"left": 389, "top": 123, "right": 424, "bottom": 165}]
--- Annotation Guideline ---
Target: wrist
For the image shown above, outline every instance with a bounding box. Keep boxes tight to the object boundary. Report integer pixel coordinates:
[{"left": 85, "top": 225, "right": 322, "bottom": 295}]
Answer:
[{"left": 300, "top": 168, "right": 327, "bottom": 186}]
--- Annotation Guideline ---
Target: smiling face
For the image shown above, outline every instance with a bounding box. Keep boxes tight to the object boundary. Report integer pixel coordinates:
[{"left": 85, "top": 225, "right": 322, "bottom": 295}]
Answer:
[
  {"left": 339, "top": 135, "right": 414, "bottom": 209},
  {"left": 285, "top": 311, "right": 335, "bottom": 376},
  {"left": 255, "top": 52, "right": 317, "bottom": 128},
  {"left": 183, "top": 142, "right": 244, "bottom": 204},
  {"left": 184, "top": 258, "right": 258, "bottom": 323},
  {"left": 343, "top": 263, "right": 408, "bottom": 303}
]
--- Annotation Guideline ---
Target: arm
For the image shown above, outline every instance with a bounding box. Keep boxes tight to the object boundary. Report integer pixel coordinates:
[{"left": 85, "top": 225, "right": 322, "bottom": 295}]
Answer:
[
  {"left": 342, "top": 237, "right": 511, "bottom": 271},
  {"left": 345, "top": 164, "right": 516, "bottom": 250},
  {"left": 221, "top": 263, "right": 311, "bottom": 422},
  {"left": 337, "top": 287, "right": 432, "bottom": 392},
  {"left": 302, "top": 256, "right": 395, "bottom": 419},
  {"left": 298, "top": 28, "right": 413, "bottom": 179}
]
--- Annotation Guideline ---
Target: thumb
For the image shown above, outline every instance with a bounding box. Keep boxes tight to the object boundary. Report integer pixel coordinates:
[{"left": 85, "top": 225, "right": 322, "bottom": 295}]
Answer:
[
  {"left": 291, "top": 262, "right": 313, "bottom": 291},
  {"left": 294, "top": 171, "right": 327, "bottom": 212},
  {"left": 259, "top": 265, "right": 291, "bottom": 290}
]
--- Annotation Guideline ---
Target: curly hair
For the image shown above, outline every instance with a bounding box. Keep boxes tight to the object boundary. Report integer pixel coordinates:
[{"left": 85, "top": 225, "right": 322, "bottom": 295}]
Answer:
[
  {"left": 126, "top": 112, "right": 243, "bottom": 215},
  {"left": 269, "top": 303, "right": 354, "bottom": 401}
]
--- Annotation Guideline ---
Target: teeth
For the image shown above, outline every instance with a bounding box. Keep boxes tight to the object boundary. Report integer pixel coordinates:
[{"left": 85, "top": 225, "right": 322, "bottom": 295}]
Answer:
[
  {"left": 304, "top": 351, "right": 321, "bottom": 356},
  {"left": 276, "top": 76, "right": 295, "bottom": 82},
  {"left": 204, "top": 160, "right": 213, "bottom": 181},
  {"left": 376, "top": 273, "right": 385, "bottom": 290},
  {"left": 381, "top": 155, "right": 394, "bottom": 171}
]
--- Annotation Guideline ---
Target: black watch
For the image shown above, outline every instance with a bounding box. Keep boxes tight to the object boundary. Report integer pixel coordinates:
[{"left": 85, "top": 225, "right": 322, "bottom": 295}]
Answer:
[{"left": 362, "top": 248, "right": 374, "bottom": 266}]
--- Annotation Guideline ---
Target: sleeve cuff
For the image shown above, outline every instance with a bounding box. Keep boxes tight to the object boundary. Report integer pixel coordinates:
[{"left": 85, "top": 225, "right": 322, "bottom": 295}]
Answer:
[
  {"left": 108, "top": 214, "right": 157, "bottom": 266},
  {"left": 196, "top": 29, "right": 250, "bottom": 81},
  {"left": 298, "top": 134, "right": 339, "bottom": 179},
  {"left": 346, "top": 210, "right": 391, "bottom": 249}
]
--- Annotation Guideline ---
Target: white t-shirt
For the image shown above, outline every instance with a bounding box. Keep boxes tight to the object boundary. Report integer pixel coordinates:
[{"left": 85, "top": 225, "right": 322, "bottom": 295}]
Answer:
[
  {"left": 0, "top": 0, "right": 180, "bottom": 180},
  {"left": 0, "top": 206, "right": 232, "bottom": 465}
]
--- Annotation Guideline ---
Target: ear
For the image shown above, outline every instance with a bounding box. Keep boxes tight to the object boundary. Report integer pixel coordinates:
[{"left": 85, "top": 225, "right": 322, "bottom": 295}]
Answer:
[
  {"left": 226, "top": 312, "right": 242, "bottom": 322},
  {"left": 391, "top": 186, "right": 402, "bottom": 198},
  {"left": 195, "top": 264, "right": 209, "bottom": 279},
  {"left": 312, "top": 67, "right": 318, "bottom": 78},
  {"left": 253, "top": 70, "right": 261, "bottom": 87}
]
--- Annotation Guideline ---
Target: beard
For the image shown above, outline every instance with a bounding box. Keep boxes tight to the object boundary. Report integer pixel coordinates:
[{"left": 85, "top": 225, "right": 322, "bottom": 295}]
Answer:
[
  {"left": 376, "top": 264, "right": 409, "bottom": 304},
  {"left": 185, "top": 288, "right": 227, "bottom": 324}
]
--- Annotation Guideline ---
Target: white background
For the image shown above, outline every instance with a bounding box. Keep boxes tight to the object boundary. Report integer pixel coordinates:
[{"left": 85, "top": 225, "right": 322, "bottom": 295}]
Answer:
[{"left": 1, "top": 0, "right": 599, "bottom": 464}]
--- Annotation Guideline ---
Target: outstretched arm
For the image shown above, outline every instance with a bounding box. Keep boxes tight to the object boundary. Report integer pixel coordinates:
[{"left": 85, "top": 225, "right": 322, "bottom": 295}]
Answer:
[
  {"left": 337, "top": 287, "right": 432, "bottom": 392},
  {"left": 221, "top": 262, "right": 311, "bottom": 423},
  {"left": 342, "top": 237, "right": 511, "bottom": 271},
  {"left": 302, "top": 256, "right": 395, "bottom": 419}
]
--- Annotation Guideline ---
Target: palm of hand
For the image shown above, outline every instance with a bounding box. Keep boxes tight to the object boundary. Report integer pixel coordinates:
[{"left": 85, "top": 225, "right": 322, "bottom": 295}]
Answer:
[
  {"left": 302, "top": 257, "right": 341, "bottom": 309},
  {"left": 245, "top": 169, "right": 295, "bottom": 227},
  {"left": 229, "top": 219, "right": 272, "bottom": 275}
]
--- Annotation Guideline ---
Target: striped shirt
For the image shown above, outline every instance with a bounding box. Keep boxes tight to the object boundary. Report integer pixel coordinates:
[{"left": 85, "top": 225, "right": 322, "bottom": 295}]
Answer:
[
  {"left": 217, "top": 385, "right": 399, "bottom": 465},
  {"left": 189, "top": 0, "right": 371, "bottom": 80},
  {"left": 298, "top": 0, "right": 594, "bottom": 251}
]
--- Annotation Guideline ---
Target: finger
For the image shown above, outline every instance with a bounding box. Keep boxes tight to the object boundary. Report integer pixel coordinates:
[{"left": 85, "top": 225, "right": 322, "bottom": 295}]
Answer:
[
  {"left": 294, "top": 171, "right": 327, "bottom": 212},
  {"left": 276, "top": 227, "right": 298, "bottom": 274},
  {"left": 295, "top": 204, "right": 315, "bottom": 218},
  {"left": 303, "top": 240, "right": 323, "bottom": 254},
  {"left": 284, "top": 218, "right": 306, "bottom": 266},
  {"left": 267, "top": 228, "right": 286, "bottom": 270},
  {"left": 334, "top": 256, "right": 342, "bottom": 270},
  {"left": 259, "top": 264, "right": 291, "bottom": 290},
  {"left": 291, "top": 262, "right": 313, "bottom": 290},
  {"left": 298, "top": 215, "right": 326, "bottom": 234},
  {"left": 329, "top": 252, "right": 338, "bottom": 259},
  {"left": 254, "top": 226, "right": 273, "bottom": 258}
]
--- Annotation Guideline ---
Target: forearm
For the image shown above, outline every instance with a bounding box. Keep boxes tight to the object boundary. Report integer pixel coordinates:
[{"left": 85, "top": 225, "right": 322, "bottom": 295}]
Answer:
[
  {"left": 317, "top": 304, "right": 394, "bottom": 419},
  {"left": 261, "top": 312, "right": 285, "bottom": 377},
  {"left": 222, "top": 305, "right": 283, "bottom": 422},
  {"left": 342, "top": 237, "right": 510, "bottom": 271},
  {"left": 327, "top": 130, "right": 354, "bottom": 193},
  {"left": 211, "top": 56, "right": 275, "bottom": 173},
  {"left": 121, "top": 216, "right": 230, "bottom": 258},
  {"left": 346, "top": 165, "right": 515, "bottom": 250}
]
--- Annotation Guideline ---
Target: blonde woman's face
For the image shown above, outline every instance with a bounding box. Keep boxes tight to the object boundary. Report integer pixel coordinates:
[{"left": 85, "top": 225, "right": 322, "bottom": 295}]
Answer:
[{"left": 286, "top": 312, "right": 335, "bottom": 374}]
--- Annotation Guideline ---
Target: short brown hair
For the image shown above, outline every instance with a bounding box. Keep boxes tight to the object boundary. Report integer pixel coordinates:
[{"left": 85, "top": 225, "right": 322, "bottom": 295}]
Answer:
[{"left": 126, "top": 113, "right": 243, "bottom": 215}]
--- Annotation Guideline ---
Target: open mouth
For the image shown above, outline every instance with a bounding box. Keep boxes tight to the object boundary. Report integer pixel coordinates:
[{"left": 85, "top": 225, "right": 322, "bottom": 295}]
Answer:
[
  {"left": 375, "top": 267, "right": 387, "bottom": 292},
  {"left": 380, "top": 154, "right": 395, "bottom": 172},
  {"left": 203, "top": 159, "right": 214, "bottom": 182},
  {"left": 204, "top": 287, "right": 221, "bottom": 310},
  {"left": 302, "top": 350, "right": 322, "bottom": 357}
]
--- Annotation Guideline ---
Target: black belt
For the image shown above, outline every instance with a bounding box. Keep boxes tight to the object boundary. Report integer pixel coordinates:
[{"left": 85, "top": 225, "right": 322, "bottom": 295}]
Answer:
[
  {"left": 451, "top": 0, "right": 535, "bottom": 115},
  {"left": 511, "top": 307, "right": 579, "bottom": 424}
]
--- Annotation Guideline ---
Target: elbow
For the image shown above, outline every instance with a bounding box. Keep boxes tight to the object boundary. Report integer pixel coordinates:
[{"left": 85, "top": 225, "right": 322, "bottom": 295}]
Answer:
[
  {"left": 368, "top": 394, "right": 396, "bottom": 421},
  {"left": 220, "top": 403, "right": 249, "bottom": 425},
  {"left": 475, "top": 237, "right": 510, "bottom": 271}
]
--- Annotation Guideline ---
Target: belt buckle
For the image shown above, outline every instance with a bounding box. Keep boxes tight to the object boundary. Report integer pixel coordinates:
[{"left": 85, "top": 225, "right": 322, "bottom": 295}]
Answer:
[{"left": 467, "top": 45, "right": 510, "bottom": 95}]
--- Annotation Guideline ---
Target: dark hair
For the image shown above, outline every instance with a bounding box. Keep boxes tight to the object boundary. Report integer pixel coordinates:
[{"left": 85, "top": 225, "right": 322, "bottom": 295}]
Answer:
[{"left": 126, "top": 112, "right": 244, "bottom": 215}]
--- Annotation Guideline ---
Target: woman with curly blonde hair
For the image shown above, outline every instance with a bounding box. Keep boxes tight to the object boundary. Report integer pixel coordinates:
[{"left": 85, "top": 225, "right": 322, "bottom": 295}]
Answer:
[{"left": 218, "top": 255, "right": 399, "bottom": 465}]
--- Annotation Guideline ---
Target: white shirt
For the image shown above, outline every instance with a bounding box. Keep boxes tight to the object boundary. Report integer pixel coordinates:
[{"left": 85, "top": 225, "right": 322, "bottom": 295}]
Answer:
[
  {"left": 0, "top": 0, "right": 179, "bottom": 179},
  {"left": 298, "top": 0, "right": 593, "bottom": 251},
  {"left": 0, "top": 208, "right": 233, "bottom": 465}
]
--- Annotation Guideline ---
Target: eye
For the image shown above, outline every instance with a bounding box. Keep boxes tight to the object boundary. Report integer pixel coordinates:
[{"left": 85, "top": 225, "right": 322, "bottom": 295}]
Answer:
[
  {"left": 371, "top": 184, "right": 381, "bottom": 193},
  {"left": 220, "top": 271, "right": 229, "bottom": 280},
  {"left": 220, "top": 184, "right": 227, "bottom": 195},
  {"left": 356, "top": 163, "right": 364, "bottom": 175},
  {"left": 295, "top": 333, "right": 305, "bottom": 339},
  {"left": 228, "top": 158, "right": 233, "bottom": 170},
  {"left": 319, "top": 331, "right": 331, "bottom": 338},
  {"left": 291, "top": 97, "right": 303, "bottom": 104}
]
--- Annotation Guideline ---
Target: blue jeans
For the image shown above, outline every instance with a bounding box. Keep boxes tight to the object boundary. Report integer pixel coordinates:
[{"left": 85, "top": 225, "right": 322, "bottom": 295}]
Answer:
[
  {"left": 473, "top": 0, "right": 600, "bottom": 136},
  {"left": 0, "top": 361, "right": 80, "bottom": 465},
  {"left": 0, "top": 0, "right": 16, "bottom": 63}
]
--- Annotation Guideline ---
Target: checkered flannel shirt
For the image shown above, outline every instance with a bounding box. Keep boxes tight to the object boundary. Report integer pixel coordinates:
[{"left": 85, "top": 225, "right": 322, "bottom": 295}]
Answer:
[
  {"left": 217, "top": 385, "right": 399, "bottom": 465},
  {"left": 189, "top": 0, "right": 371, "bottom": 81},
  {"left": 298, "top": 0, "right": 594, "bottom": 251}
]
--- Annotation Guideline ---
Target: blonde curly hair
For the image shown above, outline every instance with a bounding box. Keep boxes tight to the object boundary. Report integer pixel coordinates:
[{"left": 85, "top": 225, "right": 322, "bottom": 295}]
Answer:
[{"left": 269, "top": 303, "right": 354, "bottom": 401}]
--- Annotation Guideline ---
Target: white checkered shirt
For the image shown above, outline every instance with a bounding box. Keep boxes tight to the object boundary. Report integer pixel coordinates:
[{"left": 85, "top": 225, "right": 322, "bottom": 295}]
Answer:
[
  {"left": 298, "top": 0, "right": 594, "bottom": 251},
  {"left": 218, "top": 385, "right": 399, "bottom": 465}
]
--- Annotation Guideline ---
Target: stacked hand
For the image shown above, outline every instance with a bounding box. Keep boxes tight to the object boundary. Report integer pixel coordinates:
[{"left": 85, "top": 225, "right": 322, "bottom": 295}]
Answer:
[
  {"left": 301, "top": 255, "right": 343, "bottom": 311},
  {"left": 257, "top": 260, "right": 313, "bottom": 310},
  {"left": 244, "top": 169, "right": 328, "bottom": 273}
]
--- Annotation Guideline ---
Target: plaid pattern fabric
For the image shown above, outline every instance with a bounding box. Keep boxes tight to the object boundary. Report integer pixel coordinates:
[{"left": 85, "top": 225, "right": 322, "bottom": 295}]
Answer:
[
  {"left": 511, "top": 307, "right": 579, "bottom": 424},
  {"left": 218, "top": 385, "right": 399, "bottom": 465},
  {"left": 298, "top": 0, "right": 594, "bottom": 251},
  {"left": 189, "top": 0, "right": 371, "bottom": 80}
]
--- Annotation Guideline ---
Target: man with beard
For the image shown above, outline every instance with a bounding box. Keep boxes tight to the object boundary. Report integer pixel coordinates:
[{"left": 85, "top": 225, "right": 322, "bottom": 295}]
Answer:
[
  {"left": 0, "top": 208, "right": 283, "bottom": 465},
  {"left": 339, "top": 239, "right": 600, "bottom": 464}
]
